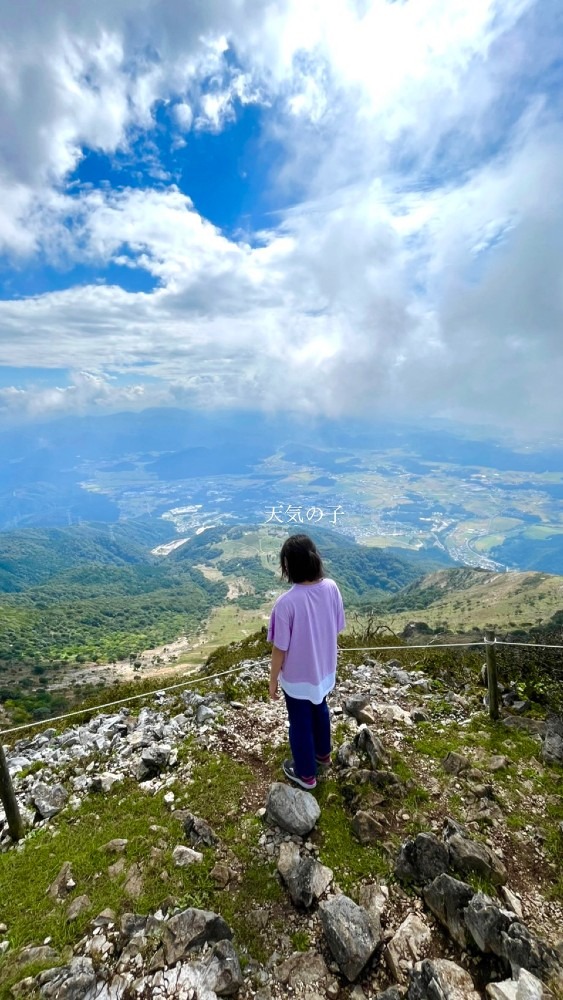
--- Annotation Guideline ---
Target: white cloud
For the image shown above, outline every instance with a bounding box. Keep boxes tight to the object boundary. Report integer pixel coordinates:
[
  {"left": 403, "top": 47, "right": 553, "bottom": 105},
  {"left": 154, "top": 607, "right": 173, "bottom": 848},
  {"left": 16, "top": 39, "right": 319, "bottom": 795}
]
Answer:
[
  {"left": 173, "top": 103, "right": 193, "bottom": 132},
  {"left": 0, "top": 0, "right": 562, "bottom": 440}
]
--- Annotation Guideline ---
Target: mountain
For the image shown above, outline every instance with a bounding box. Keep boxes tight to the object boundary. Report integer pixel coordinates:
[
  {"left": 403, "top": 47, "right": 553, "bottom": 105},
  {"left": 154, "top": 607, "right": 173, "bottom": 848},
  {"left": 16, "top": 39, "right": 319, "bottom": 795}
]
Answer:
[
  {"left": 379, "top": 566, "right": 563, "bottom": 631},
  {"left": 0, "top": 520, "right": 171, "bottom": 592}
]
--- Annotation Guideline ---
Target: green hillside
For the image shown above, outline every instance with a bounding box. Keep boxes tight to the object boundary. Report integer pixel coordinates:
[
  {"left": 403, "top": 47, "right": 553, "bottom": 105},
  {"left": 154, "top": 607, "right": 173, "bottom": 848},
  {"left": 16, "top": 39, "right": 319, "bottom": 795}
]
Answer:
[
  {"left": 377, "top": 566, "right": 563, "bottom": 631},
  {"left": 0, "top": 521, "right": 437, "bottom": 723},
  {"left": 0, "top": 520, "right": 171, "bottom": 592}
]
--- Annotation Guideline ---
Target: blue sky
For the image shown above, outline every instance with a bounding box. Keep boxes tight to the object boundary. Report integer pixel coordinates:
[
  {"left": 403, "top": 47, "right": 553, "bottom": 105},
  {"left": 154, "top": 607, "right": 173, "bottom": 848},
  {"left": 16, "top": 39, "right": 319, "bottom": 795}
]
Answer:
[{"left": 0, "top": 0, "right": 562, "bottom": 441}]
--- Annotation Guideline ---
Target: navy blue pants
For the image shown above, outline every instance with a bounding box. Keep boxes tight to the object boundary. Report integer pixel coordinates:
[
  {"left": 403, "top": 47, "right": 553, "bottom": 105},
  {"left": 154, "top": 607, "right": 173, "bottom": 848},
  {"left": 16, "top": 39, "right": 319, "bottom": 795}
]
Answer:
[{"left": 284, "top": 692, "right": 331, "bottom": 779}]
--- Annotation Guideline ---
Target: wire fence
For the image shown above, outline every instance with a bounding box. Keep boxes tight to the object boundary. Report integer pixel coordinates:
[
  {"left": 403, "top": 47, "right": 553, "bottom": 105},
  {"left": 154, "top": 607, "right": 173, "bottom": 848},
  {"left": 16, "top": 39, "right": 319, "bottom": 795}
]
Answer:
[{"left": 1, "top": 636, "right": 561, "bottom": 739}]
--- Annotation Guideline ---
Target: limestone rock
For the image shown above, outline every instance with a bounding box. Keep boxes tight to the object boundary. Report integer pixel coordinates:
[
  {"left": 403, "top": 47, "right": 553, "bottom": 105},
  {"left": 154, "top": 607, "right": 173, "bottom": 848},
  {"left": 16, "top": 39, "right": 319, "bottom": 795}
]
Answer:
[
  {"left": 486, "top": 981, "right": 519, "bottom": 1000},
  {"left": 101, "top": 838, "right": 128, "bottom": 854},
  {"left": 345, "top": 693, "right": 371, "bottom": 720},
  {"left": 265, "top": 783, "right": 320, "bottom": 836},
  {"left": 172, "top": 845, "right": 203, "bottom": 866},
  {"left": 446, "top": 832, "right": 507, "bottom": 886},
  {"left": 183, "top": 812, "right": 218, "bottom": 847},
  {"left": 282, "top": 856, "right": 333, "bottom": 908},
  {"left": 464, "top": 892, "right": 515, "bottom": 956},
  {"left": 358, "top": 882, "right": 388, "bottom": 939},
  {"left": 386, "top": 914, "right": 432, "bottom": 983},
  {"left": 336, "top": 741, "right": 360, "bottom": 769},
  {"left": 486, "top": 968, "right": 545, "bottom": 1000},
  {"left": 277, "top": 840, "right": 300, "bottom": 879},
  {"left": 319, "top": 894, "right": 379, "bottom": 981},
  {"left": 395, "top": 833, "right": 449, "bottom": 884},
  {"left": 47, "top": 862, "right": 76, "bottom": 901},
  {"left": 211, "top": 863, "right": 231, "bottom": 888},
  {"left": 37, "top": 957, "right": 96, "bottom": 998},
  {"left": 488, "top": 756, "right": 509, "bottom": 772},
  {"left": 89, "top": 772, "right": 121, "bottom": 794},
  {"left": 408, "top": 958, "right": 480, "bottom": 999},
  {"left": 355, "top": 726, "right": 388, "bottom": 769},
  {"left": 123, "top": 863, "right": 144, "bottom": 899},
  {"left": 500, "top": 887, "right": 524, "bottom": 920},
  {"left": 108, "top": 858, "right": 125, "bottom": 878},
  {"left": 31, "top": 782, "right": 68, "bottom": 819},
  {"left": 423, "top": 873, "right": 475, "bottom": 948},
  {"left": 136, "top": 742, "right": 171, "bottom": 781},
  {"left": 515, "top": 969, "right": 545, "bottom": 999},
  {"left": 18, "top": 945, "right": 58, "bottom": 967},
  {"left": 162, "top": 907, "right": 232, "bottom": 965},
  {"left": 502, "top": 921, "right": 561, "bottom": 983},
  {"left": 66, "top": 895, "right": 91, "bottom": 922},
  {"left": 197, "top": 704, "right": 216, "bottom": 725},
  {"left": 442, "top": 752, "right": 470, "bottom": 776},
  {"left": 275, "top": 950, "right": 329, "bottom": 988},
  {"left": 202, "top": 939, "right": 243, "bottom": 996},
  {"left": 542, "top": 715, "right": 563, "bottom": 766},
  {"left": 373, "top": 703, "right": 413, "bottom": 725},
  {"left": 352, "top": 809, "right": 385, "bottom": 844}
]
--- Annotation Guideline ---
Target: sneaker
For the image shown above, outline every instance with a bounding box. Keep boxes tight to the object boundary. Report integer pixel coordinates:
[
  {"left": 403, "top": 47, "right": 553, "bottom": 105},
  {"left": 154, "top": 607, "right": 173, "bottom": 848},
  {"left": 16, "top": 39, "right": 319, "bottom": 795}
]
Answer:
[
  {"left": 315, "top": 753, "right": 331, "bottom": 769},
  {"left": 282, "top": 759, "right": 317, "bottom": 790}
]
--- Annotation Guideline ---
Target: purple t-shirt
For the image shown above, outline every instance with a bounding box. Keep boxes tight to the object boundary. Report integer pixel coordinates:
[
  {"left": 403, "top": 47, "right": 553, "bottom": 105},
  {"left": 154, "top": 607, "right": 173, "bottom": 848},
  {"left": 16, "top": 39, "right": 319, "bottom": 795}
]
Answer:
[{"left": 267, "top": 578, "right": 346, "bottom": 703}]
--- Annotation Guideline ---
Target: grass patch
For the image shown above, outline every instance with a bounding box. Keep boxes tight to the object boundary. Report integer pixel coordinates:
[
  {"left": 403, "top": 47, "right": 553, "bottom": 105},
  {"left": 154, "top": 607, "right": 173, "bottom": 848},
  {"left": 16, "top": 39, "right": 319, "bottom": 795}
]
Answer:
[
  {"left": 314, "top": 779, "right": 390, "bottom": 895},
  {"left": 0, "top": 780, "right": 215, "bottom": 995},
  {"left": 291, "top": 930, "right": 311, "bottom": 951}
]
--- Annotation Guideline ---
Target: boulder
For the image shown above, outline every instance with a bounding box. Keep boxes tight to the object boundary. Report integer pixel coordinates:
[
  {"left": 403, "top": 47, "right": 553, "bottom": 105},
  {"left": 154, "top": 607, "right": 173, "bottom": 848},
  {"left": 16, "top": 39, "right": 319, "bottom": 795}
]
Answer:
[
  {"left": 319, "top": 894, "right": 379, "bottom": 981},
  {"left": 265, "top": 783, "right": 320, "bottom": 836},
  {"left": 283, "top": 857, "right": 333, "bottom": 908},
  {"left": 464, "top": 892, "right": 515, "bottom": 956},
  {"left": 275, "top": 950, "right": 329, "bottom": 988},
  {"left": 162, "top": 908, "right": 232, "bottom": 965},
  {"left": 446, "top": 833, "right": 507, "bottom": 886},
  {"left": 31, "top": 782, "right": 68, "bottom": 819},
  {"left": 66, "top": 895, "right": 91, "bottom": 922},
  {"left": 355, "top": 727, "right": 388, "bottom": 769},
  {"left": 172, "top": 845, "right": 203, "bottom": 866},
  {"left": 37, "top": 957, "right": 96, "bottom": 999},
  {"left": 202, "top": 939, "right": 243, "bottom": 996},
  {"left": 386, "top": 914, "right": 432, "bottom": 983},
  {"left": 423, "top": 873, "right": 475, "bottom": 948},
  {"left": 442, "top": 752, "right": 470, "bottom": 776},
  {"left": 183, "top": 812, "right": 218, "bottom": 847},
  {"left": 136, "top": 743, "right": 171, "bottom": 781},
  {"left": 408, "top": 958, "right": 480, "bottom": 999},
  {"left": 395, "top": 833, "right": 449, "bottom": 884},
  {"left": 345, "top": 694, "right": 371, "bottom": 720},
  {"left": 542, "top": 715, "right": 563, "bottom": 766},
  {"left": 352, "top": 810, "right": 385, "bottom": 844}
]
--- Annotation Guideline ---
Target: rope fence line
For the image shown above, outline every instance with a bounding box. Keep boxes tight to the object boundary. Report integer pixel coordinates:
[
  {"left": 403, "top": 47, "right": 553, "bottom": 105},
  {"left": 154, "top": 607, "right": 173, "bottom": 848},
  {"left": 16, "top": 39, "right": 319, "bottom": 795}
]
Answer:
[
  {"left": 0, "top": 636, "right": 561, "bottom": 739},
  {"left": 0, "top": 663, "right": 252, "bottom": 738}
]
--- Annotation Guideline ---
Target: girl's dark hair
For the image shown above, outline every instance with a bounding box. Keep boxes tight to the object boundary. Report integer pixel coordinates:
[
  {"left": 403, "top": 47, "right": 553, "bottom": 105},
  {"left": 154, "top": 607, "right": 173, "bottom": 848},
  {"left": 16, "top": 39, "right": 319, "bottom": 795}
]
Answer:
[{"left": 279, "top": 534, "right": 325, "bottom": 584}]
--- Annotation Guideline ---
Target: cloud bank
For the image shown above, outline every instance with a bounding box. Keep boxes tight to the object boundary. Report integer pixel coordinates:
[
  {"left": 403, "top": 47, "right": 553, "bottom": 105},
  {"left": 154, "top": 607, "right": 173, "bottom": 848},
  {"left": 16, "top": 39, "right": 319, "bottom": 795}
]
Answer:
[{"left": 0, "top": 0, "right": 562, "bottom": 440}]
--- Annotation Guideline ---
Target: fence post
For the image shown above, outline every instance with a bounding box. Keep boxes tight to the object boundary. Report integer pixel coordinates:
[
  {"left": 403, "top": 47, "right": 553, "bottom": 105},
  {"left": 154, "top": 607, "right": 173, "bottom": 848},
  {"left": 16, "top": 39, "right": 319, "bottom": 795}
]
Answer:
[
  {"left": 0, "top": 743, "right": 24, "bottom": 841},
  {"left": 484, "top": 628, "right": 500, "bottom": 722}
]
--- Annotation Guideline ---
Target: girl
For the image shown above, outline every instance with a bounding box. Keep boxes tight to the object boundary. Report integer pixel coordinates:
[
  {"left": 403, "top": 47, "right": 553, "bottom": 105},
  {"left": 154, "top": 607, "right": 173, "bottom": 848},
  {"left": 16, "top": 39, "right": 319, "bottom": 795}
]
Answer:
[{"left": 267, "top": 533, "right": 346, "bottom": 789}]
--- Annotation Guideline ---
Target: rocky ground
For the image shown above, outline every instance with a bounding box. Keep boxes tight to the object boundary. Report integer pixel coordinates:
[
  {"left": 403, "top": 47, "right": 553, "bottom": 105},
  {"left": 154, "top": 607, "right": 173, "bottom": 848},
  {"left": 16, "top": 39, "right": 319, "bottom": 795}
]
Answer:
[{"left": 1, "top": 649, "right": 562, "bottom": 1000}]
